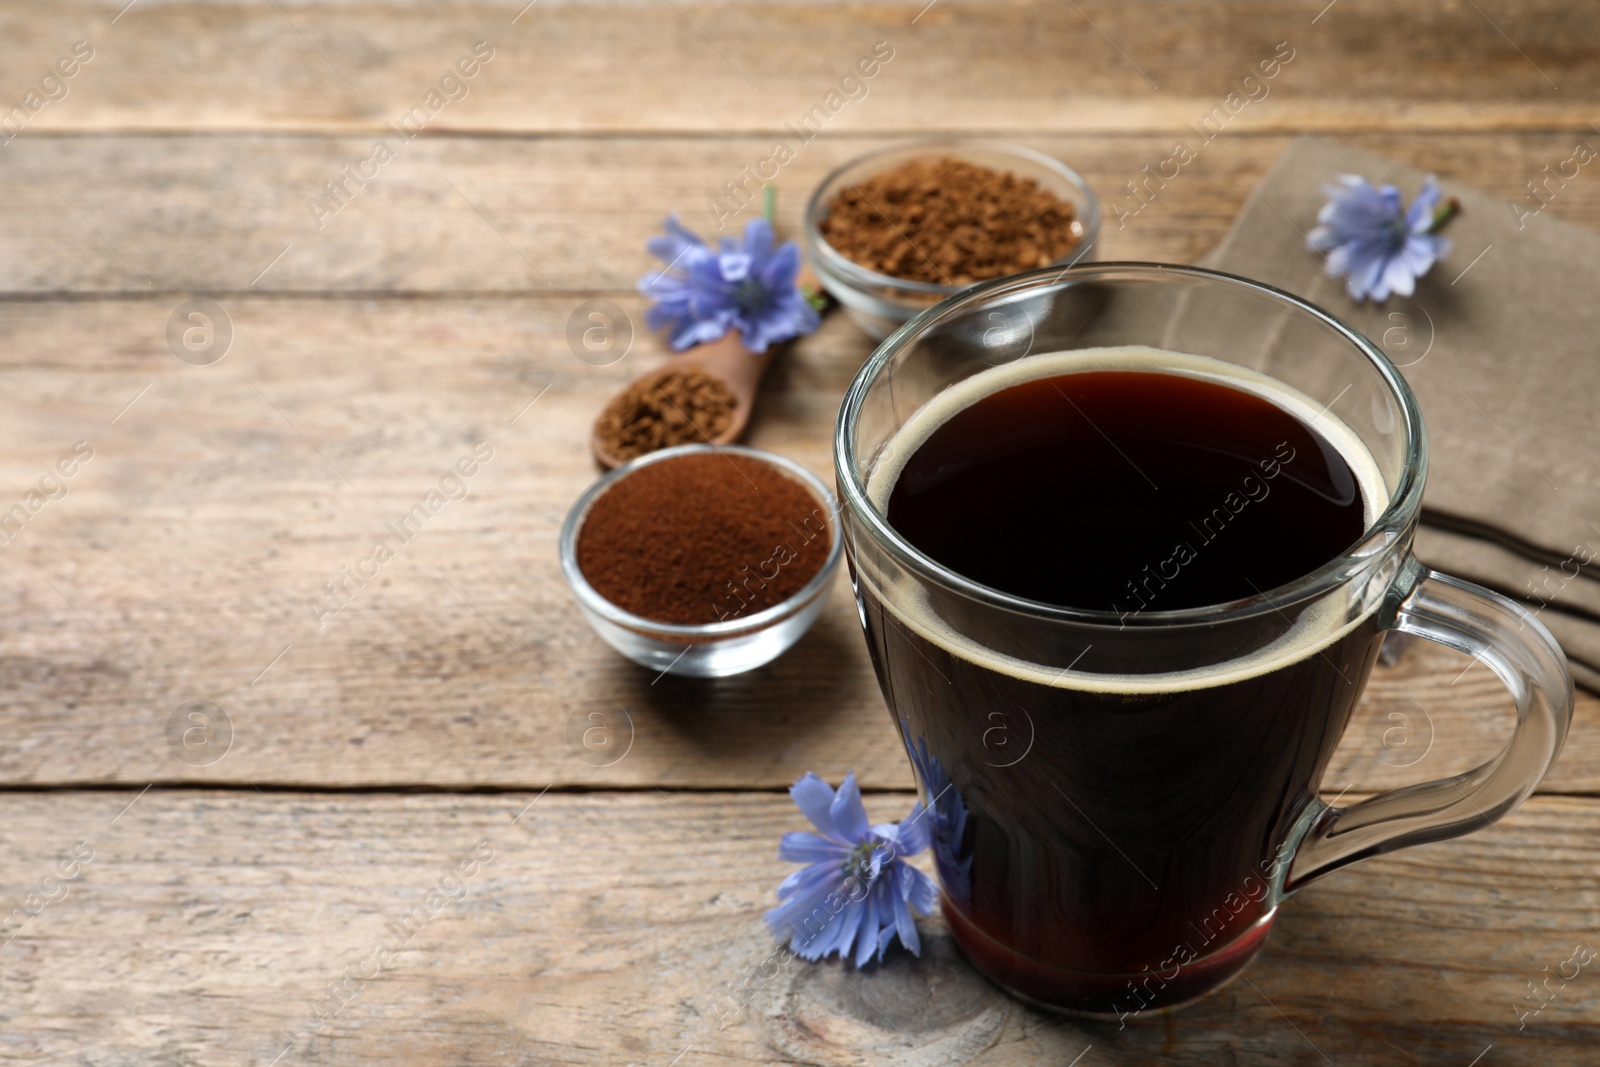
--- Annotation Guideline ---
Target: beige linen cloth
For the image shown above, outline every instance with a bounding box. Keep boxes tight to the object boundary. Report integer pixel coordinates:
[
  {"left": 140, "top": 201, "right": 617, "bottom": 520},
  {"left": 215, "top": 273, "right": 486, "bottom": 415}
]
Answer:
[{"left": 1201, "top": 135, "right": 1600, "bottom": 692}]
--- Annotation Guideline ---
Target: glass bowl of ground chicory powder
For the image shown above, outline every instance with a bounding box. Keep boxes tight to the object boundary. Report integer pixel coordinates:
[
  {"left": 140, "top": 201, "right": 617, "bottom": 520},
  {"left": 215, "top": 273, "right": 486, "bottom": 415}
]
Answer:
[
  {"left": 805, "top": 137, "right": 1100, "bottom": 340},
  {"left": 560, "top": 444, "right": 842, "bottom": 677}
]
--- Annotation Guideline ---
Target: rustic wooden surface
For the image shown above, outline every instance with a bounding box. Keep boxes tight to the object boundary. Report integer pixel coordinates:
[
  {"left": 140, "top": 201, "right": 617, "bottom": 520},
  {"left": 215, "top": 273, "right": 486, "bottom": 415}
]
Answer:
[
  {"left": 3, "top": 790, "right": 1597, "bottom": 1065},
  {"left": 4, "top": 132, "right": 1600, "bottom": 295},
  {"left": 3, "top": 0, "right": 1600, "bottom": 1062}
]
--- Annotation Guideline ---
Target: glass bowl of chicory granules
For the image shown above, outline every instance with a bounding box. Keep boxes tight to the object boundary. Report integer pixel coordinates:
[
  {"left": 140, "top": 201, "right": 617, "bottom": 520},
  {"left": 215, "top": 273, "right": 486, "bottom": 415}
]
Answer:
[
  {"left": 804, "top": 137, "right": 1100, "bottom": 340},
  {"left": 560, "top": 444, "right": 842, "bottom": 677}
]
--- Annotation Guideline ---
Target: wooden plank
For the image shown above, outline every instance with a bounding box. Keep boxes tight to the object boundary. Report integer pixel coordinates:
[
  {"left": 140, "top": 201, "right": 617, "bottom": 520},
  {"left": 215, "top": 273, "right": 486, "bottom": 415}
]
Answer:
[
  {"left": 0, "top": 788, "right": 1595, "bottom": 1064},
  {"left": 0, "top": 293, "right": 1595, "bottom": 791},
  {"left": 0, "top": 1, "right": 1597, "bottom": 137},
  {"left": 8, "top": 130, "right": 1600, "bottom": 295},
  {"left": 4, "top": 131, "right": 1269, "bottom": 294}
]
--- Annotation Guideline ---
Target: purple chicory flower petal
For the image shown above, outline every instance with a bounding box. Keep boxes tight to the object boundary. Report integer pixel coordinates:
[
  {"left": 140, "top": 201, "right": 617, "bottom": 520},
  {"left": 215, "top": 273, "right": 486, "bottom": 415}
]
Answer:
[
  {"left": 902, "top": 862, "right": 939, "bottom": 917},
  {"left": 719, "top": 251, "right": 754, "bottom": 283},
  {"left": 775, "top": 859, "right": 838, "bottom": 902},
  {"left": 740, "top": 290, "right": 820, "bottom": 353},
  {"left": 893, "top": 800, "right": 933, "bottom": 857},
  {"left": 829, "top": 896, "right": 868, "bottom": 960},
  {"left": 742, "top": 216, "right": 775, "bottom": 265},
  {"left": 778, "top": 831, "right": 848, "bottom": 864},
  {"left": 766, "top": 862, "right": 846, "bottom": 954},
  {"left": 645, "top": 212, "right": 708, "bottom": 270},
  {"left": 890, "top": 878, "right": 921, "bottom": 957},
  {"left": 1404, "top": 175, "right": 1445, "bottom": 236},
  {"left": 829, "top": 771, "right": 870, "bottom": 842},
  {"left": 789, "top": 772, "right": 843, "bottom": 841},
  {"left": 757, "top": 237, "right": 801, "bottom": 291},
  {"left": 853, "top": 889, "right": 881, "bottom": 968}
]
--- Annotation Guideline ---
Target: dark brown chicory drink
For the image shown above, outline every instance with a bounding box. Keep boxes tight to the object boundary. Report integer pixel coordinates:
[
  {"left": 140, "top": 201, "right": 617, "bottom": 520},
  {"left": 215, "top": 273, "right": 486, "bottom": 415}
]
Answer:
[{"left": 856, "top": 346, "right": 1387, "bottom": 1014}]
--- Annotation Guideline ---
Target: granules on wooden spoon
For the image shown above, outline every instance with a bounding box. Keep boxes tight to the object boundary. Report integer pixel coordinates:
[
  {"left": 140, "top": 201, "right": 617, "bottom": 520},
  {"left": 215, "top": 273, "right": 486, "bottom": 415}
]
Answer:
[
  {"left": 576, "top": 452, "right": 831, "bottom": 625},
  {"left": 820, "top": 156, "right": 1082, "bottom": 285},
  {"left": 594, "top": 367, "right": 737, "bottom": 463}
]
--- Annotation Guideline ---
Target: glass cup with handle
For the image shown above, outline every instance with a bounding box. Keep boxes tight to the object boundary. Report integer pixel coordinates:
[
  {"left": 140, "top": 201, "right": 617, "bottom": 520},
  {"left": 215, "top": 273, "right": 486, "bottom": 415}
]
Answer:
[{"left": 833, "top": 262, "right": 1572, "bottom": 1016}]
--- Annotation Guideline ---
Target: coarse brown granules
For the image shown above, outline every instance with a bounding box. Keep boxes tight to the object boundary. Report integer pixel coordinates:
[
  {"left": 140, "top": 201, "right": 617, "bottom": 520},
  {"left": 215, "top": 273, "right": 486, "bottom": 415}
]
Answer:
[
  {"left": 595, "top": 367, "right": 737, "bottom": 463},
  {"left": 820, "top": 156, "right": 1082, "bottom": 285},
  {"left": 576, "top": 452, "right": 831, "bottom": 626}
]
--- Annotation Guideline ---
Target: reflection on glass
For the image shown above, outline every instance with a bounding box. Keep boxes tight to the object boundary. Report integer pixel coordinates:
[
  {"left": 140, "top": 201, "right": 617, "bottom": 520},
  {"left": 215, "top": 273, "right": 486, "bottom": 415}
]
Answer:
[{"left": 904, "top": 726, "right": 972, "bottom": 908}]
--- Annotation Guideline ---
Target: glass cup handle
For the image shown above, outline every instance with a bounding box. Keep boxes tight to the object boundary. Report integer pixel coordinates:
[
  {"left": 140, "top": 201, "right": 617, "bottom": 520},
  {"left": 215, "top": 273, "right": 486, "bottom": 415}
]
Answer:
[{"left": 1285, "top": 558, "right": 1574, "bottom": 893}]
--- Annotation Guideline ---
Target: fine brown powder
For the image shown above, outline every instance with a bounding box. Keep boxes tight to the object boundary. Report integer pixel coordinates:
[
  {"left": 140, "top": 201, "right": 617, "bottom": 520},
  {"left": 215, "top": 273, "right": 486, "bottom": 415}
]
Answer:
[
  {"left": 576, "top": 452, "right": 831, "bottom": 626},
  {"left": 595, "top": 367, "right": 737, "bottom": 463},
  {"left": 820, "top": 156, "right": 1082, "bottom": 285}
]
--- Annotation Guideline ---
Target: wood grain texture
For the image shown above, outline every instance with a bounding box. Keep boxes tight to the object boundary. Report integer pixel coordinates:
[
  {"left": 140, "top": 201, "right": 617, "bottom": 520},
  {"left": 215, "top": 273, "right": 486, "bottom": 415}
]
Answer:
[
  {"left": 0, "top": 1, "right": 1596, "bottom": 137},
  {"left": 2, "top": 0, "right": 1597, "bottom": 1062},
  {"left": 9, "top": 131, "right": 1600, "bottom": 294},
  {"left": 1, "top": 789, "right": 1596, "bottom": 1065},
  {"left": 0, "top": 293, "right": 1594, "bottom": 792}
]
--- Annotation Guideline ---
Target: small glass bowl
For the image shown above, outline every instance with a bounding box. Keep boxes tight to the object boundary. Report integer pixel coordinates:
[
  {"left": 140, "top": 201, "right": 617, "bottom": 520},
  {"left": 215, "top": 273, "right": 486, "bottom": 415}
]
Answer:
[
  {"left": 805, "top": 137, "right": 1101, "bottom": 341},
  {"left": 559, "top": 444, "right": 843, "bottom": 678}
]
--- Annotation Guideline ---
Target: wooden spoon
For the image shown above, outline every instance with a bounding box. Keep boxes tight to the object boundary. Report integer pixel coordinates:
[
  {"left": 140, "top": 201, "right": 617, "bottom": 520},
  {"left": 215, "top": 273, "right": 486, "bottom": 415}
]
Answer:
[
  {"left": 589, "top": 333, "right": 772, "bottom": 470},
  {"left": 591, "top": 265, "right": 826, "bottom": 470}
]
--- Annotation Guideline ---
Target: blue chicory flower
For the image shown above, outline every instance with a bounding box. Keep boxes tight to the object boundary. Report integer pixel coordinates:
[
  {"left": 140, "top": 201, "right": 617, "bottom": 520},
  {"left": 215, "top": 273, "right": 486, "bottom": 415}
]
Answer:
[
  {"left": 765, "top": 771, "right": 939, "bottom": 968},
  {"left": 1307, "top": 174, "right": 1456, "bottom": 303},
  {"left": 638, "top": 214, "right": 821, "bottom": 353}
]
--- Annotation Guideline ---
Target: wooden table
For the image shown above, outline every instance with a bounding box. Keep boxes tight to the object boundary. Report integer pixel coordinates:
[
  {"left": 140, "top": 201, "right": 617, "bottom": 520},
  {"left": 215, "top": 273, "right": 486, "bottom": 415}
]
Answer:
[{"left": 3, "top": 1, "right": 1599, "bottom": 1062}]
